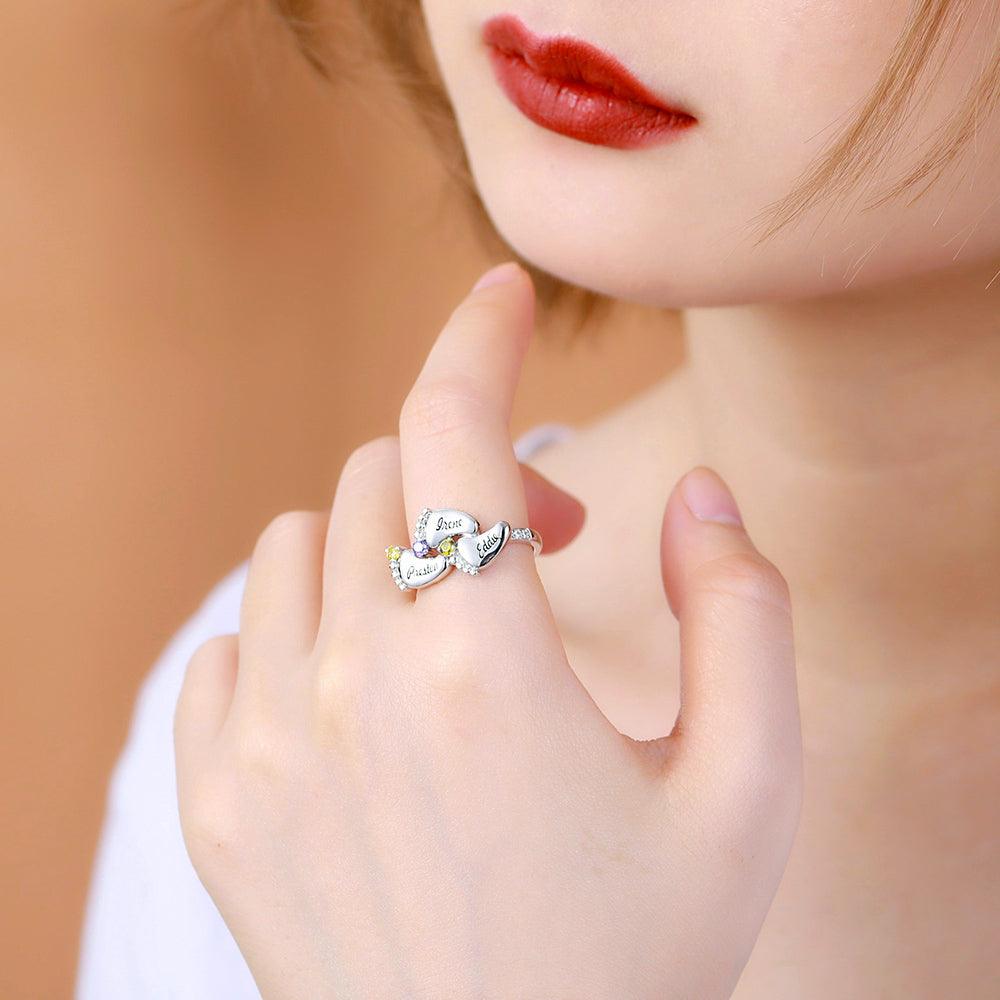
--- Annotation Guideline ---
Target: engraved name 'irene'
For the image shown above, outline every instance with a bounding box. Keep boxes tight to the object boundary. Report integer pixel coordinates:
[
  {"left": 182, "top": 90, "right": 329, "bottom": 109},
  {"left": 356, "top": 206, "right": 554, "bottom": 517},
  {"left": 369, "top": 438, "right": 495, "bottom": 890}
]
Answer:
[{"left": 435, "top": 516, "right": 465, "bottom": 531}]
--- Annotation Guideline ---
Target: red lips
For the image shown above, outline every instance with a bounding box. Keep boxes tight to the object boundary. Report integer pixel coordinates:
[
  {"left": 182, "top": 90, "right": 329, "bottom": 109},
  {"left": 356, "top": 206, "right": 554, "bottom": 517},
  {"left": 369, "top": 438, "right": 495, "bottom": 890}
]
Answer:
[{"left": 482, "top": 14, "right": 696, "bottom": 150}]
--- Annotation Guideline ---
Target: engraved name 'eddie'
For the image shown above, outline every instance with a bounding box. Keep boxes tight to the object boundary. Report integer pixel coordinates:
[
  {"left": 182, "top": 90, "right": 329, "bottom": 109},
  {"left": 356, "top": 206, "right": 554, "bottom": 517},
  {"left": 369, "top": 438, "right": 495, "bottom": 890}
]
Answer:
[{"left": 477, "top": 529, "right": 504, "bottom": 556}]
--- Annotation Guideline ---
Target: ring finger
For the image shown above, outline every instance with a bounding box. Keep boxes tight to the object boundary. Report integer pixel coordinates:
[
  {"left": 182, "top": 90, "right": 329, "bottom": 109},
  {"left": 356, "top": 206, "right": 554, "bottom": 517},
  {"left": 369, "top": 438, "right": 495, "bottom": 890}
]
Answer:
[{"left": 320, "top": 434, "right": 411, "bottom": 638}]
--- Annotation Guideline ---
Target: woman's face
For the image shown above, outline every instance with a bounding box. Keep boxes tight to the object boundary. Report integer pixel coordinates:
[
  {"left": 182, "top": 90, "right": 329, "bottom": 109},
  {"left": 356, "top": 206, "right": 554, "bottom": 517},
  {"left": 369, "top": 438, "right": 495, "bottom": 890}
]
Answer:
[{"left": 421, "top": 1, "right": 1000, "bottom": 306}]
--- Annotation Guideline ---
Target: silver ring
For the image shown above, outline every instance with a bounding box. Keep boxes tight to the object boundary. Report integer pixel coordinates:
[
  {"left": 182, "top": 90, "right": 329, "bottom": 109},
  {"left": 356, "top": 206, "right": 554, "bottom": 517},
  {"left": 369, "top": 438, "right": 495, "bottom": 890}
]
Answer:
[{"left": 385, "top": 507, "right": 542, "bottom": 591}]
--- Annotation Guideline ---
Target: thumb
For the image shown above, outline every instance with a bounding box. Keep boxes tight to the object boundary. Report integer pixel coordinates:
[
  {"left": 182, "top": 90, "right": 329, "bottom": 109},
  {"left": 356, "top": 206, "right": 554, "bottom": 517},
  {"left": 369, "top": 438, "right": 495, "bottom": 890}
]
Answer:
[
  {"left": 659, "top": 467, "right": 802, "bottom": 801},
  {"left": 519, "top": 461, "right": 586, "bottom": 554}
]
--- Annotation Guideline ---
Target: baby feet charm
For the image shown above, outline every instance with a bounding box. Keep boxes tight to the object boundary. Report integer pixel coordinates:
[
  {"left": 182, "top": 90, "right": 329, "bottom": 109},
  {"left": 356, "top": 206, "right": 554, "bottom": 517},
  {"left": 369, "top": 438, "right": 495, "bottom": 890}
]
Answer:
[
  {"left": 387, "top": 510, "right": 537, "bottom": 590},
  {"left": 388, "top": 548, "right": 452, "bottom": 590},
  {"left": 415, "top": 508, "right": 480, "bottom": 549},
  {"left": 454, "top": 521, "right": 511, "bottom": 575}
]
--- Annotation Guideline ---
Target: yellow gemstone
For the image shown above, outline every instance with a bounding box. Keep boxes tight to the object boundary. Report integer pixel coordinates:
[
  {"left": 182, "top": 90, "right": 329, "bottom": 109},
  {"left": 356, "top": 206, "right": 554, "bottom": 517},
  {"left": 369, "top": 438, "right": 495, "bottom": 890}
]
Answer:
[
  {"left": 386, "top": 545, "right": 402, "bottom": 561},
  {"left": 438, "top": 538, "right": 455, "bottom": 556}
]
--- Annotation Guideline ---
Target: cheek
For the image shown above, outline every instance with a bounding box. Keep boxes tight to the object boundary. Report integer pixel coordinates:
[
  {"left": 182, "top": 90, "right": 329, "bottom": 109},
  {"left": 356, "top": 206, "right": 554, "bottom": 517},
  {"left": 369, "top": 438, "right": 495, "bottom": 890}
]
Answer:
[
  {"left": 713, "top": 0, "right": 914, "bottom": 195},
  {"left": 761, "top": 0, "right": 911, "bottom": 99},
  {"left": 715, "top": 0, "right": 1000, "bottom": 281}
]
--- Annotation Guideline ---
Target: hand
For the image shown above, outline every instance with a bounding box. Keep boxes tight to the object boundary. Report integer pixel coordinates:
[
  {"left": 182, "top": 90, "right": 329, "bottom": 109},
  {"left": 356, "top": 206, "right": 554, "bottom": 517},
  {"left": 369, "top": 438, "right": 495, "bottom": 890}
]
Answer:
[{"left": 174, "top": 261, "right": 802, "bottom": 1000}]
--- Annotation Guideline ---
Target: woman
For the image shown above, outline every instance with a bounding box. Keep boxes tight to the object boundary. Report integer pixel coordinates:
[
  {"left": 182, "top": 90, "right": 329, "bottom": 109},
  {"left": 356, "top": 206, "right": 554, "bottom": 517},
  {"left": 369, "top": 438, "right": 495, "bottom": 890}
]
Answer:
[{"left": 79, "top": 1, "right": 999, "bottom": 997}]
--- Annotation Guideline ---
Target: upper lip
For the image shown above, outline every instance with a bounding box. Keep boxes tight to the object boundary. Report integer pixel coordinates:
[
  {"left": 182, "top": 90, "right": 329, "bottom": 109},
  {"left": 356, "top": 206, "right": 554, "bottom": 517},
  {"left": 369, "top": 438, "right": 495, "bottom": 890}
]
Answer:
[{"left": 481, "top": 14, "right": 694, "bottom": 120}]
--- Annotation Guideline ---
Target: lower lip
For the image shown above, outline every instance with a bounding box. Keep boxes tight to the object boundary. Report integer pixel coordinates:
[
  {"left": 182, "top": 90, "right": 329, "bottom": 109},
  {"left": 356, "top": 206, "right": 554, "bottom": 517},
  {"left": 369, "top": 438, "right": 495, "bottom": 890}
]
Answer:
[{"left": 483, "top": 24, "right": 695, "bottom": 150}]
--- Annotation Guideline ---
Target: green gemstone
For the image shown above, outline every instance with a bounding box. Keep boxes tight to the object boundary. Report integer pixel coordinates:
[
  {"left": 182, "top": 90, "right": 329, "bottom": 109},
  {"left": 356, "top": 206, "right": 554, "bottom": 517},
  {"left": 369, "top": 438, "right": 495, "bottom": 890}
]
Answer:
[{"left": 386, "top": 545, "right": 402, "bottom": 561}]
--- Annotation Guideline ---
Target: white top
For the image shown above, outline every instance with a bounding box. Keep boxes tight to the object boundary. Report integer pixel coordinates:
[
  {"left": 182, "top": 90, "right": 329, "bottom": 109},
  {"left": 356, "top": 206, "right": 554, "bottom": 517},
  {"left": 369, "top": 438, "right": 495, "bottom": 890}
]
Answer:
[{"left": 76, "top": 422, "right": 575, "bottom": 999}]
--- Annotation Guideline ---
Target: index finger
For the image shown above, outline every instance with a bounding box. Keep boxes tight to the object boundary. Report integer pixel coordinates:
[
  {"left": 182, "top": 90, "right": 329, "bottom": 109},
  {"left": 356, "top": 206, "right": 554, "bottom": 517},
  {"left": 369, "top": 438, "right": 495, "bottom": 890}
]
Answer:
[{"left": 397, "top": 261, "right": 538, "bottom": 606}]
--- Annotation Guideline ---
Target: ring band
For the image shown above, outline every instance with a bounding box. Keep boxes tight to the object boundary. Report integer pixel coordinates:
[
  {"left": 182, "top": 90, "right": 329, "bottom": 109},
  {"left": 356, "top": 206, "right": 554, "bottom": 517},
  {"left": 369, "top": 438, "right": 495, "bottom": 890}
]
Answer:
[{"left": 385, "top": 507, "right": 542, "bottom": 591}]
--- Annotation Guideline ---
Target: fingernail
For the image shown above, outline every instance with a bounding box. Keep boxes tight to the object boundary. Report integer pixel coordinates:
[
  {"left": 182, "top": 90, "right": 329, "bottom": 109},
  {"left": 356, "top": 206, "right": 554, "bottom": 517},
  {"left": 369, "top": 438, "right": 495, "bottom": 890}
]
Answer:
[
  {"left": 681, "top": 467, "right": 744, "bottom": 526},
  {"left": 472, "top": 261, "right": 521, "bottom": 292}
]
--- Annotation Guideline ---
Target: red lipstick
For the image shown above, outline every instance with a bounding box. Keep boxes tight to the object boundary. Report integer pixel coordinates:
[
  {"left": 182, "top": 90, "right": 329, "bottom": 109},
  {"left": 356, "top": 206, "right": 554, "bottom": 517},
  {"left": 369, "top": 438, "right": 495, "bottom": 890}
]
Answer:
[{"left": 482, "top": 14, "right": 696, "bottom": 150}]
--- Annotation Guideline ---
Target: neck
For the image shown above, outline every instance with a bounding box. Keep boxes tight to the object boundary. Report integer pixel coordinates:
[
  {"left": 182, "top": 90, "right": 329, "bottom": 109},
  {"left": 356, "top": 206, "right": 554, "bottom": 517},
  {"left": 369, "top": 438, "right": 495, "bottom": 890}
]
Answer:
[{"left": 674, "top": 258, "right": 1000, "bottom": 702}]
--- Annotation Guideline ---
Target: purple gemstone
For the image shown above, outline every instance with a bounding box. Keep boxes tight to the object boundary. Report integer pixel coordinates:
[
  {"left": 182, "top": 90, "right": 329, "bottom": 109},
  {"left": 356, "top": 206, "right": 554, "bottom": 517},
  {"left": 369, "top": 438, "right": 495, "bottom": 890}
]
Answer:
[{"left": 413, "top": 539, "right": 430, "bottom": 558}]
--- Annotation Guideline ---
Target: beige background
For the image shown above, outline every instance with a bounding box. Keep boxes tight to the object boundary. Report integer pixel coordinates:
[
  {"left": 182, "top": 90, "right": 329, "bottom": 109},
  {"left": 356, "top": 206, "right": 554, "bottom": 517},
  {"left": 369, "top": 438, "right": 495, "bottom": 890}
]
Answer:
[{"left": 0, "top": 4, "right": 680, "bottom": 997}]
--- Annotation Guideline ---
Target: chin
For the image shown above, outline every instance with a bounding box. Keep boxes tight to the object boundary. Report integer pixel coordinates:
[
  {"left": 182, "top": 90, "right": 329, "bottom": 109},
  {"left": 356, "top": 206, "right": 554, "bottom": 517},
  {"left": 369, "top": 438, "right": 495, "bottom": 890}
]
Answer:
[{"left": 473, "top": 168, "right": 999, "bottom": 310}]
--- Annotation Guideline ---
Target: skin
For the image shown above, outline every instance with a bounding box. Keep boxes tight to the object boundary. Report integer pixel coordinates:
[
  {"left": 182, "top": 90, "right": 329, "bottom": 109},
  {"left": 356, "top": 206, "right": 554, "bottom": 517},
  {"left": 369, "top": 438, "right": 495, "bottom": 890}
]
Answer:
[
  {"left": 176, "top": 266, "right": 802, "bottom": 998},
  {"left": 177, "top": 2, "right": 1000, "bottom": 997}
]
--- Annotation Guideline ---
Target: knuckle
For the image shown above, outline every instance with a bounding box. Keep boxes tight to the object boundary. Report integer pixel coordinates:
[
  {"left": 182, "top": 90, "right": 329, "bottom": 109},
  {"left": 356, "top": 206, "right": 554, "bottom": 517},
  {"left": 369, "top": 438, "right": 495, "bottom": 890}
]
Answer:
[
  {"left": 178, "top": 772, "right": 240, "bottom": 867},
  {"left": 311, "top": 662, "right": 367, "bottom": 757},
  {"left": 313, "top": 648, "right": 364, "bottom": 719},
  {"left": 185, "top": 634, "right": 235, "bottom": 679},
  {"left": 175, "top": 636, "right": 236, "bottom": 734},
  {"left": 412, "top": 637, "right": 483, "bottom": 700},
  {"left": 399, "top": 377, "right": 487, "bottom": 442},
  {"left": 691, "top": 550, "right": 792, "bottom": 620},
  {"left": 173, "top": 635, "right": 239, "bottom": 732},
  {"left": 339, "top": 435, "right": 399, "bottom": 483},
  {"left": 231, "top": 719, "right": 287, "bottom": 783},
  {"left": 253, "top": 509, "right": 318, "bottom": 560},
  {"left": 325, "top": 601, "right": 374, "bottom": 645}
]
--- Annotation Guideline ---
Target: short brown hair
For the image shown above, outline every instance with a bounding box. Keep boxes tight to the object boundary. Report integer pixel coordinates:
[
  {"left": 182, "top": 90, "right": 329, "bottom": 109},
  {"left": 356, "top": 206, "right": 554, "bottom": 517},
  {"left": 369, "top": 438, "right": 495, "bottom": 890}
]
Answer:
[
  {"left": 273, "top": 0, "right": 999, "bottom": 322},
  {"left": 753, "top": 0, "right": 1000, "bottom": 241}
]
